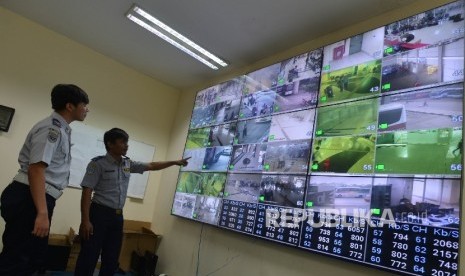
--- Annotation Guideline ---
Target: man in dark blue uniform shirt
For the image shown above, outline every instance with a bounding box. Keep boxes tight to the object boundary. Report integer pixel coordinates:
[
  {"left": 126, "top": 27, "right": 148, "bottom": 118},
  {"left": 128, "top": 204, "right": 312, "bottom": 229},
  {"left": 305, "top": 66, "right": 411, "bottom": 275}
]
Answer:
[{"left": 74, "top": 128, "right": 189, "bottom": 276}]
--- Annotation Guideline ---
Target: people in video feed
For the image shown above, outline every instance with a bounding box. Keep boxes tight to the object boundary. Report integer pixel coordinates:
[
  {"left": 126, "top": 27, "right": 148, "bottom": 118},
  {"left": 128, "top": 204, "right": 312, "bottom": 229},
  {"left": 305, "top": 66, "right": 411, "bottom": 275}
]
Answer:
[
  {"left": 273, "top": 49, "right": 322, "bottom": 113},
  {"left": 319, "top": 59, "right": 382, "bottom": 105},
  {"left": 235, "top": 117, "right": 271, "bottom": 145},
  {"left": 383, "top": 1, "right": 465, "bottom": 56},
  {"left": 240, "top": 90, "right": 276, "bottom": 119},
  {"left": 230, "top": 144, "right": 267, "bottom": 172},
  {"left": 259, "top": 175, "right": 306, "bottom": 208},
  {"left": 202, "top": 146, "right": 232, "bottom": 171},
  {"left": 208, "top": 123, "right": 236, "bottom": 147}
]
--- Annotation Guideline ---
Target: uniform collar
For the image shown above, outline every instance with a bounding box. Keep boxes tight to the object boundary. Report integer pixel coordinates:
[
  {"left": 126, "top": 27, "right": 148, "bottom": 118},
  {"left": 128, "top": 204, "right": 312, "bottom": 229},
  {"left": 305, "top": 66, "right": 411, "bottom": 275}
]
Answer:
[
  {"left": 105, "top": 153, "right": 124, "bottom": 164},
  {"left": 51, "top": 112, "right": 71, "bottom": 134}
]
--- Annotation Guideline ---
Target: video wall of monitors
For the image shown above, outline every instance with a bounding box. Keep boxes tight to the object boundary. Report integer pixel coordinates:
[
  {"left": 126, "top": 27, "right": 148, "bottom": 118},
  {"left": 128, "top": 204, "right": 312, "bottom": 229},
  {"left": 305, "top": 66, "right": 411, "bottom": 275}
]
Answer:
[{"left": 172, "top": 1, "right": 464, "bottom": 275}]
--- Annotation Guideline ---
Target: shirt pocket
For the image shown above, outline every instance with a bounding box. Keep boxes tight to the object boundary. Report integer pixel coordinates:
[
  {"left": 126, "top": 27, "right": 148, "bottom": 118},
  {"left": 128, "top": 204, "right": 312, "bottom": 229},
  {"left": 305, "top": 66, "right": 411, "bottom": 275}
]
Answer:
[
  {"left": 61, "top": 142, "right": 70, "bottom": 161},
  {"left": 102, "top": 170, "right": 117, "bottom": 180}
]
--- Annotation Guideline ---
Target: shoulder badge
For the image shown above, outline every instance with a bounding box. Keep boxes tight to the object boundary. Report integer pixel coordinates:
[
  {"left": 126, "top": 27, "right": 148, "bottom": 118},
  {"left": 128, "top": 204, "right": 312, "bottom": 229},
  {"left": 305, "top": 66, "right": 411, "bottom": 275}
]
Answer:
[
  {"left": 52, "top": 118, "right": 62, "bottom": 128},
  {"left": 91, "top": 156, "right": 105, "bottom": 161},
  {"left": 123, "top": 159, "right": 131, "bottom": 173},
  {"left": 47, "top": 128, "right": 60, "bottom": 143},
  {"left": 86, "top": 162, "right": 98, "bottom": 175}
]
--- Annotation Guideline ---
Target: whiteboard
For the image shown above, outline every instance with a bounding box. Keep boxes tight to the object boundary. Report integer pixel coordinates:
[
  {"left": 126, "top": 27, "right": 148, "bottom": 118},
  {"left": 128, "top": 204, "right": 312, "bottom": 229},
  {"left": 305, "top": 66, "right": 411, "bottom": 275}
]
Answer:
[{"left": 68, "top": 122, "right": 155, "bottom": 199}]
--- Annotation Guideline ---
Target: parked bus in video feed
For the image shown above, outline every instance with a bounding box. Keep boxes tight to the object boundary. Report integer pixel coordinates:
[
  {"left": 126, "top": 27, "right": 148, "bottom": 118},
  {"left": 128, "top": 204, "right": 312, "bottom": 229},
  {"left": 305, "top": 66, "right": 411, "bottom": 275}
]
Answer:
[
  {"left": 263, "top": 140, "right": 311, "bottom": 174},
  {"left": 234, "top": 116, "right": 272, "bottom": 145},
  {"left": 243, "top": 63, "right": 281, "bottom": 95},
  {"left": 193, "top": 195, "right": 222, "bottom": 225},
  {"left": 383, "top": 1, "right": 465, "bottom": 57},
  {"left": 273, "top": 49, "right": 322, "bottom": 113},
  {"left": 305, "top": 176, "right": 372, "bottom": 216},
  {"left": 224, "top": 173, "right": 262, "bottom": 203},
  {"left": 381, "top": 38, "right": 464, "bottom": 94},
  {"left": 230, "top": 143, "right": 267, "bottom": 172},
  {"left": 375, "top": 127, "right": 462, "bottom": 176},
  {"left": 378, "top": 83, "right": 463, "bottom": 132},
  {"left": 310, "top": 134, "right": 376, "bottom": 174},
  {"left": 259, "top": 175, "right": 306, "bottom": 208},
  {"left": 268, "top": 109, "right": 315, "bottom": 142},
  {"left": 322, "top": 27, "right": 384, "bottom": 73},
  {"left": 202, "top": 146, "right": 232, "bottom": 172},
  {"left": 370, "top": 177, "right": 460, "bottom": 229},
  {"left": 318, "top": 59, "right": 382, "bottom": 106},
  {"left": 315, "top": 98, "right": 379, "bottom": 137}
]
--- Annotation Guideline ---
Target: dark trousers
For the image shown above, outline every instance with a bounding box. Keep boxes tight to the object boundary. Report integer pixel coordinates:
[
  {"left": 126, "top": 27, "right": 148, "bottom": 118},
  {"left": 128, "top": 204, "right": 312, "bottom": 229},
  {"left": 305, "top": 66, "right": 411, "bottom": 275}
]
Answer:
[
  {"left": 0, "top": 181, "right": 56, "bottom": 276},
  {"left": 74, "top": 203, "right": 124, "bottom": 276}
]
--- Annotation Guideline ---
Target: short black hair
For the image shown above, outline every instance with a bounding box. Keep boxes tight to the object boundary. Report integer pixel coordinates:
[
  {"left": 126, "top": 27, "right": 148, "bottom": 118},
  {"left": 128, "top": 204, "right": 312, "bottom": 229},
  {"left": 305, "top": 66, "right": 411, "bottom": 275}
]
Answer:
[
  {"left": 51, "top": 84, "right": 89, "bottom": 111},
  {"left": 103, "top": 128, "right": 129, "bottom": 151}
]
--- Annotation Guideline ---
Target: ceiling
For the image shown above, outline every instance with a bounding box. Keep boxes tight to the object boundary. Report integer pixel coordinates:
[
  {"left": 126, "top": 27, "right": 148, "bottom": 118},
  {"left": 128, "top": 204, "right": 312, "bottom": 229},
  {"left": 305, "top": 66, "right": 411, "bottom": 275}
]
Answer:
[{"left": 1, "top": 0, "right": 420, "bottom": 90}]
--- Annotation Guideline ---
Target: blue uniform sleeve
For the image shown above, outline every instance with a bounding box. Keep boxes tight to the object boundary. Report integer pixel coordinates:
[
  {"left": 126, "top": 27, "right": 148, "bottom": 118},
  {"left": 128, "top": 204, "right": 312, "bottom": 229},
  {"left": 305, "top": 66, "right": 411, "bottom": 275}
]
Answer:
[
  {"left": 130, "top": 160, "right": 149, "bottom": 174},
  {"left": 29, "top": 125, "right": 62, "bottom": 166},
  {"left": 81, "top": 160, "right": 101, "bottom": 189}
]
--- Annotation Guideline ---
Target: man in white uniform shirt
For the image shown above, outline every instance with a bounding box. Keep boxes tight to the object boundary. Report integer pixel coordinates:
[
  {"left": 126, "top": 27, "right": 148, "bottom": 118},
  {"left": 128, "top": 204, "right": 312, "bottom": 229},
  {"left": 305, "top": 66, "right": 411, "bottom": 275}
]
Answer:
[{"left": 0, "top": 84, "right": 90, "bottom": 275}]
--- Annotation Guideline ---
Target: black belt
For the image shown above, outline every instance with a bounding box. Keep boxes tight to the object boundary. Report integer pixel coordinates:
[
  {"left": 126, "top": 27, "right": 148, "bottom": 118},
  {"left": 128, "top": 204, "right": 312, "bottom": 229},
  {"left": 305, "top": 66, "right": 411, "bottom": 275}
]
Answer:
[{"left": 91, "top": 202, "right": 123, "bottom": 215}]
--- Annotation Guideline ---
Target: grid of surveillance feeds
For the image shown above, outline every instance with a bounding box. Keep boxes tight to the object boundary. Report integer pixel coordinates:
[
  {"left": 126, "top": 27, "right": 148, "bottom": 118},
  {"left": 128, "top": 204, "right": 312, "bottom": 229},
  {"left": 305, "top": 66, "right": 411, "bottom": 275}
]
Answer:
[{"left": 172, "top": 1, "right": 464, "bottom": 275}]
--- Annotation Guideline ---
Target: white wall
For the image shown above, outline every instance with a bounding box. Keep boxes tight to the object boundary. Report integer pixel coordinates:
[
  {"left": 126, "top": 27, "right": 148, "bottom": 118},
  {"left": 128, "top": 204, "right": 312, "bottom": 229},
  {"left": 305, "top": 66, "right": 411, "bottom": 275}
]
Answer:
[{"left": 0, "top": 6, "right": 181, "bottom": 236}]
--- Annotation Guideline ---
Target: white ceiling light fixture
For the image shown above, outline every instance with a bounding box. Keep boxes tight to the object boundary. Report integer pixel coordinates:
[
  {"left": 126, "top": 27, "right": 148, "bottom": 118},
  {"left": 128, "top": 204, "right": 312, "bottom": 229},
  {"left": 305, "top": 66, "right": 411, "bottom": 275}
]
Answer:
[{"left": 126, "top": 4, "right": 228, "bottom": 70}]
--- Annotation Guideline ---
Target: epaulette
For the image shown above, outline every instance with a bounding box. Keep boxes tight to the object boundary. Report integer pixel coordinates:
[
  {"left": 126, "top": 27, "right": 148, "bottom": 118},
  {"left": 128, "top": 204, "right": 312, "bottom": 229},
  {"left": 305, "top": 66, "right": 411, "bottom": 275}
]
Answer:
[
  {"left": 52, "top": 118, "right": 62, "bottom": 128},
  {"left": 91, "top": 156, "right": 105, "bottom": 161}
]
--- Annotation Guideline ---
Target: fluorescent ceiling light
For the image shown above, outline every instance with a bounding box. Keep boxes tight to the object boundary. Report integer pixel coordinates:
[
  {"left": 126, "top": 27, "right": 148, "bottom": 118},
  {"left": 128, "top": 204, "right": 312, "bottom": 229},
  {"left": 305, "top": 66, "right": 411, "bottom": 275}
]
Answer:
[{"left": 126, "top": 4, "right": 228, "bottom": 70}]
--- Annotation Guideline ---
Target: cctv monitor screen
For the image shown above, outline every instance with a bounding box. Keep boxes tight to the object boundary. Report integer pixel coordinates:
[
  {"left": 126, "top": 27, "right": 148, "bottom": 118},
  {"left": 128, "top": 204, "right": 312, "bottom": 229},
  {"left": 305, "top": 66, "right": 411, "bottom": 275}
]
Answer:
[
  {"left": 383, "top": 1, "right": 465, "bottom": 57},
  {"left": 173, "top": 1, "right": 464, "bottom": 275},
  {"left": 273, "top": 49, "right": 323, "bottom": 113},
  {"left": 243, "top": 63, "right": 281, "bottom": 95},
  {"left": 381, "top": 37, "right": 464, "bottom": 94}
]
